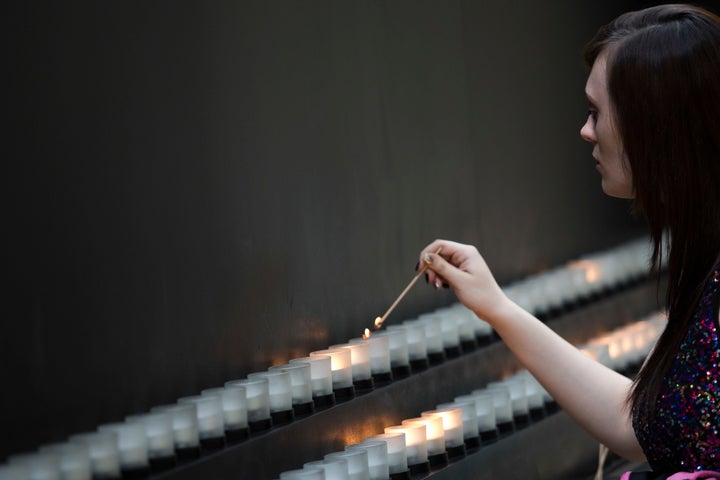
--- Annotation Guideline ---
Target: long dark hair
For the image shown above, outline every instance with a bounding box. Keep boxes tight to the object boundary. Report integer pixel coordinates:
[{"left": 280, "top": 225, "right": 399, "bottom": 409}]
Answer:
[{"left": 584, "top": 4, "right": 720, "bottom": 416}]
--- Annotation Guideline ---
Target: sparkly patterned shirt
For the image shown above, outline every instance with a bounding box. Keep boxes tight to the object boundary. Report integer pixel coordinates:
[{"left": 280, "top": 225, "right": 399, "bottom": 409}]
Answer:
[{"left": 633, "top": 266, "right": 720, "bottom": 473}]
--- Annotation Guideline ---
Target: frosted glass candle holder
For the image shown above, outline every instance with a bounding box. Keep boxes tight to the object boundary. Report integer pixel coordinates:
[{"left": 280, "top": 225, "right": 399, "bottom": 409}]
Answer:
[
  {"left": 412, "top": 316, "right": 445, "bottom": 364},
  {"left": 508, "top": 373, "right": 546, "bottom": 420},
  {"left": 373, "top": 330, "right": 410, "bottom": 378},
  {"left": 269, "top": 362, "right": 314, "bottom": 415},
  {"left": 279, "top": 466, "right": 325, "bottom": 480},
  {"left": 125, "top": 412, "right": 176, "bottom": 467},
  {"left": 0, "top": 464, "right": 29, "bottom": 480},
  {"left": 178, "top": 395, "right": 226, "bottom": 449},
  {"left": 310, "top": 348, "right": 355, "bottom": 399},
  {"left": 438, "top": 400, "right": 480, "bottom": 450},
  {"left": 150, "top": 403, "right": 201, "bottom": 459},
  {"left": 346, "top": 440, "right": 389, "bottom": 480},
  {"left": 69, "top": 431, "right": 121, "bottom": 479},
  {"left": 7, "top": 452, "right": 60, "bottom": 480},
  {"left": 38, "top": 442, "right": 92, "bottom": 480},
  {"left": 403, "top": 416, "right": 446, "bottom": 467},
  {"left": 325, "top": 449, "right": 369, "bottom": 480},
  {"left": 422, "top": 407, "right": 465, "bottom": 455},
  {"left": 350, "top": 335, "right": 392, "bottom": 385},
  {"left": 461, "top": 391, "right": 498, "bottom": 440},
  {"left": 225, "top": 377, "right": 272, "bottom": 431},
  {"left": 248, "top": 370, "right": 295, "bottom": 424},
  {"left": 290, "top": 355, "right": 335, "bottom": 407},
  {"left": 385, "top": 423, "right": 428, "bottom": 473},
  {"left": 303, "top": 457, "right": 348, "bottom": 480},
  {"left": 202, "top": 385, "right": 249, "bottom": 441},
  {"left": 367, "top": 432, "right": 408, "bottom": 476},
  {"left": 97, "top": 423, "right": 149, "bottom": 474},
  {"left": 332, "top": 342, "right": 373, "bottom": 390},
  {"left": 390, "top": 322, "right": 428, "bottom": 371},
  {"left": 478, "top": 386, "right": 514, "bottom": 434}
]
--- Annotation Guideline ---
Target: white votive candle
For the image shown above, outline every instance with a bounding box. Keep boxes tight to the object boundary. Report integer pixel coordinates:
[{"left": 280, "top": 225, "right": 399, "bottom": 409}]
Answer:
[
  {"left": 178, "top": 394, "right": 225, "bottom": 441},
  {"left": 39, "top": 442, "right": 91, "bottom": 480},
  {"left": 304, "top": 457, "right": 349, "bottom": 480},
  {"left": 422, "top": 407, "right": 464, "bottom": 449},
  {"left": 279, "top": 466, "right": 325, "bottom": 479},
  {"left": 0, "top": 464, "right": 29, "bottom": 480},
  {"left": 151, "top": 403, "right": 200, "bottom": 450},
  {"left": 225, "top": 377, "right": 272, "bottom": 428},
  {"left": 410, "top": 316, "right": 444, "bottom": 361},
  {"left": 310, "top": 348, "right": 354, "bottom": 391},
  {"left": 125, "top": 412, "right": 175, "bottom": 460},
  {"left": 290, "top": 355, "right": 334, "bottom": 399},
  {"left": 332, "top": 342, "right": 372, "bottom": 385},
  {"left": 269, "top": 363, "right": 313, "bottom": 408},
  {"left": 346, "top": 440, "right": 389, "bottom": 480},
  {"left": 366, "top": 432, "right": 407, "bottom": 475},
  {"left": 350, "top": 336, "right": 391, "bottom": 381},
  {"left": 325, "top": 449, "right": 369, "bottom": 480},
  {"left": 438, "top": 400, "right": 479, "bottom": 446},
  {"left": 97, "top": 423, "right": 149, "bottom": 471},
  {"left": 373, "top": 330, "right": 410, "bottom": 375},
  {"left": 247, "top": 370, "right": 294, "bottom": 414},
  {"left": 69, "top": 431, "right": 121, "bottom": 479},
  {"left": 7, "top": 452, "right": 60, "bottom": 480},
  {"left": 202, "top": 385, "right": 249, "bottom": 431},
  {"left": 385, "top": 424, "right": 427, "bottom": 467},
  {"left": 390, "top": 323, "right": 428, "bottom": 367},
  {"left": 404, "top": 416, "right": 445, "bottom": 457}
]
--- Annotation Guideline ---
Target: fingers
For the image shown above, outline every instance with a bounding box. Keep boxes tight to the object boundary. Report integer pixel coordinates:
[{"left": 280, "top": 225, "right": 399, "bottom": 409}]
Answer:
[{"left": 419, "top": 239, "right": 469, "bottom": 289}]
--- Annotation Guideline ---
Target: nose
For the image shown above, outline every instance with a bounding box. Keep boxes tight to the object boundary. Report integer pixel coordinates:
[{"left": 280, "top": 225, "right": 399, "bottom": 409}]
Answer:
[{"left": 580, "top": 116, "right": 596, "bottom": 144}]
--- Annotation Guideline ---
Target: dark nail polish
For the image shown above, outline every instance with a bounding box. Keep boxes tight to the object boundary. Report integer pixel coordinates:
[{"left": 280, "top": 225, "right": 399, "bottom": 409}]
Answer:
[
  {"left": 442, "top": 283, "right": 449, "bottom": 289},
  {"left": 415, "top": 262, "right": 420, "bottom": 272},
  {"left": 425, "top": 273, "right": 429, "bottom": 283}
]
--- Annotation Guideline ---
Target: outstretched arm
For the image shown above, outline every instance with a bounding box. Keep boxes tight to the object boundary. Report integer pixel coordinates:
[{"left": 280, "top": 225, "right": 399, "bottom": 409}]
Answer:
[{"left": 419, "top": 239, "right": 646, "bottom": 460}]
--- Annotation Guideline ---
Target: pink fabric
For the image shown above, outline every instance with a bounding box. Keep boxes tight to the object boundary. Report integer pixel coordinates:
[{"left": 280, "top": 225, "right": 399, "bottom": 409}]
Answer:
[{"left": 620, "top": 472, "right": 632, "bottom": 480}]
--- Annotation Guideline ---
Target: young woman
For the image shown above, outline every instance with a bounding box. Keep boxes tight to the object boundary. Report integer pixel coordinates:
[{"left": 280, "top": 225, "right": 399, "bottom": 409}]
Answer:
[{"left": 419, "top": 4, "right": 720, "bottom": 478}]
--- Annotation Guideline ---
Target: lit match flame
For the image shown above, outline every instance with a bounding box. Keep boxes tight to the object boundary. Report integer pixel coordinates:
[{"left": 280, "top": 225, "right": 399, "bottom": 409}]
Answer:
[
  {"left": 374, "top": 316, "right": 383, "bottom": 328},
  {"left": 363, "top": 328, "right": 371, "bottom": 339}
]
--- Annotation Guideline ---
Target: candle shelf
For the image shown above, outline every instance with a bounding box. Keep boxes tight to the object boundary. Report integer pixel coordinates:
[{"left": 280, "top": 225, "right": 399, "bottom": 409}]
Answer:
[{"left": 147, "top": 275, "right": 663, "bottom": 480}]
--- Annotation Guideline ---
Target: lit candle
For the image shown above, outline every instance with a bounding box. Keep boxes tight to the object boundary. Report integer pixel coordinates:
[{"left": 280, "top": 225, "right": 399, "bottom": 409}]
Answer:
[
  {"left": 268, "top": 363, "right": 314, "bottom": 415},
  {"left": 125, "top": 412, "right": 175, "bottom": 467},
  {"left": 325, "top": 449, "right": 369, "bottom": 480},
  {"left": 403, "top": 416, "right": 446, "bottom": 467},
  {"left": 332, "top": 342, "right": 373, "bottom": 391},
  {"left": 385, "top": 423, "right": 428, "bottom": 473},
  {"left": 248, "top": 370, "right": 295, "bottom": 425},
  {"left": 150, "top": 403, "right": 201, "bottom": 459},
  {"left": 225, "top": 377, "right": 272, "bottom": 431},
  {"left": 437, "top": 400, "right": 480, "bottom": 450},
  {"left": 349, "top": 335, "right": 392, "bottom": 385},
  {"left": 97, "top": 423, "right": 149, "bottom": 474},
  {"left": 310, "top": 348, "right": 355, "bottom": 400},
  {"left": 422, "top": 407, "right": 465, "bottom": 457},
  {"left": 366, "top": 432, "right": 408, "bottom": 477},
  {"left": 346, "top": 441, "right": 389, "bottom": 480},
  {"left": 69, "top": 431, "right": 121, "bottom": 479},
  {"left": 289, "top": 355, "right": 335, "bottom": 407},
  {"left": 202, "top": 385, "right": 249, "bottom": 441}
]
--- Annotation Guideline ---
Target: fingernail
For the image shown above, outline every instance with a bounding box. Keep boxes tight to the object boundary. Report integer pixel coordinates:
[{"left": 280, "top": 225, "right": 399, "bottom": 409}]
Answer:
[
  {"left": 425, "top": 273, "right": 429, "bottom": 284},
  {"left": 415, "top": 262, "right": 420, "bottom": 272},
  {"left": 423, "top": 253, "right": 433, "bottom": 265},
  {"left": 434, "top": 278, "right": 442, "bottom": 289},
  {"left": 442, "top": 283, "right": 449, "bottom": 289}
]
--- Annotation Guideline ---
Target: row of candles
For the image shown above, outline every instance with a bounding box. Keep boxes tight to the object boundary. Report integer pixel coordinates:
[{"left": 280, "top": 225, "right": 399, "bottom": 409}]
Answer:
[
  {"left": 0, "top": 237, "right": 660, "bottom": 480},
  {"left": 275, "top": 311, "right": 668, "bottom": 479}
]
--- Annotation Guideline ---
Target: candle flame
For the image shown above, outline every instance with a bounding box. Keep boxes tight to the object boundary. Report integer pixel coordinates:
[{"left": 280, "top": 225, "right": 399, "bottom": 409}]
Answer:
[
  {"left": 374, "top": 316, "right": 383, "bottom": 328},
  {"left": 363, "top": 328, "right": 371, "bottom": 339}
]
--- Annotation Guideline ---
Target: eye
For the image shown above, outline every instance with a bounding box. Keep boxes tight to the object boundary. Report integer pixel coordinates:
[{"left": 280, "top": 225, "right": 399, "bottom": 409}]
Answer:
[{"left": 587, "top": 109, "right": 598, "bottom": 123}]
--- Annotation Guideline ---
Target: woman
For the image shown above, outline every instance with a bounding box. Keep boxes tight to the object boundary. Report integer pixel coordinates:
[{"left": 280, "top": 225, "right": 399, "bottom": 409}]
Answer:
[{"left": 419, "top": 4, "right": 720, "bottom": 478}]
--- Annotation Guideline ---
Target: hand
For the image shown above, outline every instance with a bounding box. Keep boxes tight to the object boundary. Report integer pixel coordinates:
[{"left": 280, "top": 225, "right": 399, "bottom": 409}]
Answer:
[{"left": 419, "top": 239, "right": 509, "bottom": 322}]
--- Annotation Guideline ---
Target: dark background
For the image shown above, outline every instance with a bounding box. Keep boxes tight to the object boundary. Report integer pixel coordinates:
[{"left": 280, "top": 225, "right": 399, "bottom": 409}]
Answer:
[{"left": 6, "top": 0, "right": 703, "bottom": 460}]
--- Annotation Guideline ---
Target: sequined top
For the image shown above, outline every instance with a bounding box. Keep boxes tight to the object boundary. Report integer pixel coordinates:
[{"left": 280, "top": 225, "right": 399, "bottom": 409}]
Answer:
[{"left": 633, "top": 266, "right": 720, "bottom": 473}]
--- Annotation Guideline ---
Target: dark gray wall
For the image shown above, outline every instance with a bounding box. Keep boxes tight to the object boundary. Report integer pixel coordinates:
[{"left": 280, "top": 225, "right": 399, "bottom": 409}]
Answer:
[{"left": 4, "top": 0, "right": 650, "bottom": 459}]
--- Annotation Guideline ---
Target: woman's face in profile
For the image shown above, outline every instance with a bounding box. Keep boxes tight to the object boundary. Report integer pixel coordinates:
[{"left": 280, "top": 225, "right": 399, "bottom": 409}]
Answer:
[{"left": 580, "top": 52, "right": 634, "bottom": 199}]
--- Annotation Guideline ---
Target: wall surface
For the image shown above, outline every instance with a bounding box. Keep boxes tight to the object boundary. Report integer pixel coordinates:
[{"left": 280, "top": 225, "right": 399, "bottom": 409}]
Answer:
[{"left": 3, "top": 0, "right": 655, "bottom": 459}]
